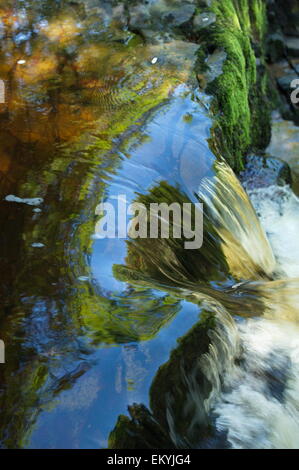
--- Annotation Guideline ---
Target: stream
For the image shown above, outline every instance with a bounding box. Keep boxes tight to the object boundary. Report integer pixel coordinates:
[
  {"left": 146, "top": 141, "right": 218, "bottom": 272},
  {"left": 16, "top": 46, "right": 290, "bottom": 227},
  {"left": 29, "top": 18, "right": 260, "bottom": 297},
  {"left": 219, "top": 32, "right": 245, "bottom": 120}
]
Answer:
[{"left": 0, "top": 0, "right": 299, "bottom": 450}]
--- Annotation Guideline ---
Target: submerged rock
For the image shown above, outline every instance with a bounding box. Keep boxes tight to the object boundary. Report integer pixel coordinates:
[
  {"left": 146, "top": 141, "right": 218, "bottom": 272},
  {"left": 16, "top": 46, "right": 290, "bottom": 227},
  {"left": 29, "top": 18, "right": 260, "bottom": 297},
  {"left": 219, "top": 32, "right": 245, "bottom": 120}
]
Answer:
[{"left": 157, "top": 3, "right": 196, "bottom": 27}]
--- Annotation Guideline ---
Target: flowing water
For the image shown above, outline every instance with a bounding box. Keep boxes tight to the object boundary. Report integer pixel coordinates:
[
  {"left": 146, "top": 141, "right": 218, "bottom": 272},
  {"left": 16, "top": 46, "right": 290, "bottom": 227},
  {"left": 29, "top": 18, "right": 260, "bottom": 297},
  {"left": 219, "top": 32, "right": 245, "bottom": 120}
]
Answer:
[
  {"left": 212, "top": 185, "right": 299, "bottom": 449},
  {"left": 0, "top": 1, "right": 299, "bottom": 449}
]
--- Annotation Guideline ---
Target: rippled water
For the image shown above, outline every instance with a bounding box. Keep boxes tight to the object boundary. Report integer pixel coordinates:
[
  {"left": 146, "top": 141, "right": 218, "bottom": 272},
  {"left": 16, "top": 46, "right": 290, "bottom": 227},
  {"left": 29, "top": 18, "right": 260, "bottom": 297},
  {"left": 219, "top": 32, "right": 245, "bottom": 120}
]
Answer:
[{"left": 1, "top": 1, "right": 299, "bottom": 450}]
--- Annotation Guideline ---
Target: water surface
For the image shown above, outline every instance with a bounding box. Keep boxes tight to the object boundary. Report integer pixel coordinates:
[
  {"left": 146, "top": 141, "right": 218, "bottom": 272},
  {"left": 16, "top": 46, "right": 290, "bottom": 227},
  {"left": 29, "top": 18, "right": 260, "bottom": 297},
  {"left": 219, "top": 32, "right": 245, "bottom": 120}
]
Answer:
[{"left": 1, "top": 0, "right": 299, "bottom": 450}]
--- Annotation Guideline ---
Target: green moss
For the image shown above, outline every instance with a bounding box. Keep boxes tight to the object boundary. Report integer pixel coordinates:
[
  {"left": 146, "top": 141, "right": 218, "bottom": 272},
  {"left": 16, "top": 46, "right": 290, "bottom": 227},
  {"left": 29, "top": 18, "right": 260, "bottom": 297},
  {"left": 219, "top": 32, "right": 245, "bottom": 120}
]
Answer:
[{"left": 195, "top": 0, "right": 271, "bottom": 171}]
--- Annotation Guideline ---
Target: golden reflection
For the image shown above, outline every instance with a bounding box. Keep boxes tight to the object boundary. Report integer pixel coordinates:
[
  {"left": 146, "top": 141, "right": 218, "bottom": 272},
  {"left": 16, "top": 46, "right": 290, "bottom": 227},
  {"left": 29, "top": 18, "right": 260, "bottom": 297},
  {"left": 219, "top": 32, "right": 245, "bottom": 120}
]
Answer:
[
  {"left": 15, "top": 55, "right": 58, "bottom": 83},
  {"left": 75, "top": 44, "right": 112, "bottom": 71},
  {"left": 40, "top": 17, "right": 81, "bottom": 44},
  {"left": 243, "top": 278, "right": 299, "bottom": 323}
]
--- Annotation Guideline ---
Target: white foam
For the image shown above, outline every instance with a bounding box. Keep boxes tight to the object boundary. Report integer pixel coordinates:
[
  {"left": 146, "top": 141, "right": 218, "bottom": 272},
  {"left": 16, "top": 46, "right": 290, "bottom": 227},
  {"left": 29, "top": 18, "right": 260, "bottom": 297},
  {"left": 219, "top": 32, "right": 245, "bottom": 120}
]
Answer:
[
  {"left": 248, "top": 185, "right": 299, "bottom": 278},
  {"left": 215, "top": 319, "right": 299, "bottom": 449},
  {"left": 212, "top": 184, "right": 299, "bottom": 448}
]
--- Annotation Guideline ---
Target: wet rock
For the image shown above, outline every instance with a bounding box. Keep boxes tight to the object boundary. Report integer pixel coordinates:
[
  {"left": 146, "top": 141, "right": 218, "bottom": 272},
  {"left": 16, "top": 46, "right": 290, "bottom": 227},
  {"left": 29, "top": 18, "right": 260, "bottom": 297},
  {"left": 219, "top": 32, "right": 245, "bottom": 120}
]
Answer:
[
  {"left": 268, "top": 56, "right": 299, "bottom": 124},
  {"left": 277, "top": 72, "right": 298, "bottom": 93},
  {"left": 111, "top": 4, "right": 128, "bottom": 28},
  {"left": 266, "top": 33, "right": 286, "bottom": 63},
  {"left": 160, "top": 4, "right": 196, "bottom": 27},
  {"left": 197, "top": 49, "right": 227, "bottom": 89},
  {"left": 129, "top": 4, "right": 151, "bottom": 32},
  {"left": 239, "top": 154, "right": 292, "bottom": 192},
  {"left": 266, "top": 118, "right": 299, "bottom": 194},
  {"left": 285, "top": 36, "right": 299, "bottom": 58},
  {"left": 193, "top": 12, "right": 216, "bottom": 31},
  {"left": 148, "top": 40, "right": 200, "bottom": 70},
  {"left": 129, "top": 0, "right": 196, "bottom": 36},
  {"left": 84, "top": 0, "right": 113, "bottom": 28},
  {"left": 198, "top": 0, "right": 212, "bottom": 6},
  {"left": 205, "top": 49, "right": 227, "bottom": 84},
  {"left": 268, "top": 0, "right": 299, "bottom": 37}
]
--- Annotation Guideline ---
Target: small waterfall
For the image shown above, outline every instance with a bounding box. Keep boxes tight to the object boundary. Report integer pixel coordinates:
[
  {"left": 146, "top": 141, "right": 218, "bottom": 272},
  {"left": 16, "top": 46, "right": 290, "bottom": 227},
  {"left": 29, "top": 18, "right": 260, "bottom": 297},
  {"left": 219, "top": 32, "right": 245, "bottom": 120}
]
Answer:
[
  {"left": 207, "top": 182, "right": 299, "bottom": 449},
  {"left": 197, "top": 159, "right": 276, "bottom": 280},
  {"left": 199, "top": 301, "right": 241, "bottom": 414},
  {"left": 156, "top": 299, "right": 242, "bottom": 449}
]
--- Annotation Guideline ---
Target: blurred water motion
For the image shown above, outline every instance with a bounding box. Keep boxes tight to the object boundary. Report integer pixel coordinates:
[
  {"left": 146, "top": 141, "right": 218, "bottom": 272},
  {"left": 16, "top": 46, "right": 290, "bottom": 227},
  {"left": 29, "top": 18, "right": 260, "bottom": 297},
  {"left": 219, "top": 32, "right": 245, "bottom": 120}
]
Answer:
[{"left": 0, "top": 0, "right": 299, "bottom": 450}]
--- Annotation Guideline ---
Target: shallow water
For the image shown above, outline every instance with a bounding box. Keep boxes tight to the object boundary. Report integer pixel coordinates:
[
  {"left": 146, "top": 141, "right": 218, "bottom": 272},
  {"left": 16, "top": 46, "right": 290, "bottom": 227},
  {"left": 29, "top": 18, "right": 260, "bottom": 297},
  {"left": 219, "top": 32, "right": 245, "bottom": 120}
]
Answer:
[{"left": 1, "top": 1, "right": 299, "bottom": 450}]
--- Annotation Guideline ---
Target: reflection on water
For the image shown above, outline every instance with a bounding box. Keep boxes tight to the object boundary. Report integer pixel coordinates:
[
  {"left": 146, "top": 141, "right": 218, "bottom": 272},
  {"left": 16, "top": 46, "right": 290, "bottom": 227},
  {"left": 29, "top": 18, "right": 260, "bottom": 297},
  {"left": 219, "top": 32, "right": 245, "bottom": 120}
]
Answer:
[
  {"left": 1, "top": 0, "right": 299, "bottom": 450},
  {"left": 0, "top": 0, "right": 208, "bottom": 448}
]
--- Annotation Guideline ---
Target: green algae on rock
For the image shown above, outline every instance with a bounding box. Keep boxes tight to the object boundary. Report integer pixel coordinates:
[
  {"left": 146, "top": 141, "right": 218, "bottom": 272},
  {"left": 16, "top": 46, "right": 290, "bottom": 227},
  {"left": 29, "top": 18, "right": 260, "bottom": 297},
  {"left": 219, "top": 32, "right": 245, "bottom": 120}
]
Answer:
[{"left": 192, "top": 0, "right": 272, "bottom": 171}]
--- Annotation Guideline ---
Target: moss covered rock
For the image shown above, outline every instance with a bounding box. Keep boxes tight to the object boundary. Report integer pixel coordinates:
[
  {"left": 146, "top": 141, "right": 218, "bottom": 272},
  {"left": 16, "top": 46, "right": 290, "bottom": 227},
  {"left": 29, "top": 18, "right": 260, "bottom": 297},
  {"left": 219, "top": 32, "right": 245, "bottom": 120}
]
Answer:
[{"left": 191, "top": 0, "right": 272, "bottom": 171}]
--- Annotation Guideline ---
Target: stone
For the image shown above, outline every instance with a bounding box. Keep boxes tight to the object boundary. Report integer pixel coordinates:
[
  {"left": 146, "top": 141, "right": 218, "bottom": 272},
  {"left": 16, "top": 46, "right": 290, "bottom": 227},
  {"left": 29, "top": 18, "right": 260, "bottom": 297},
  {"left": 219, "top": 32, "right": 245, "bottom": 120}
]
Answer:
[
  {"left": 160, "top": 4, "right": 196, "bottom": 26},
  {"left": 129, "top": 4, "right": 152, "bottom": 31},
  {"left": 277, "top": 72, "right": 298, "bottom": 92},
  {"left": 267, "top": 32, "right": 285, "bottom": 63},
  {"left": 267, "top": 118, "right": 299, "bottom": 194},
  {"left": 129, "top": 1, "right": 196, "bottom": 33},
  {"left": 285, "top": 36, "right": 299, "bottom": 58},
  {"left": 205, "top": 49, "right": 227, "bottom": 83},
  {"left": 193, "top": 12, "right": 216, "bottom": 31},
  {"left": 239, "top": 154, "right": 292, "bottom": 192}
]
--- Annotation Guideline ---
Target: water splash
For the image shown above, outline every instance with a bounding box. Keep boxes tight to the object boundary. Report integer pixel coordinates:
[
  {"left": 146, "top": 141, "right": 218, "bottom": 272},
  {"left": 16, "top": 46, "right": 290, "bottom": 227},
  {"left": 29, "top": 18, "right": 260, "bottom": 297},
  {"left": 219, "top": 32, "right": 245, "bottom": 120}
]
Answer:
[
  {"left": 248, "top": 184, "right": 299, "bottom": 278},
  {"left": 210, "top": 182, "right": 299, "bottom": 449}
]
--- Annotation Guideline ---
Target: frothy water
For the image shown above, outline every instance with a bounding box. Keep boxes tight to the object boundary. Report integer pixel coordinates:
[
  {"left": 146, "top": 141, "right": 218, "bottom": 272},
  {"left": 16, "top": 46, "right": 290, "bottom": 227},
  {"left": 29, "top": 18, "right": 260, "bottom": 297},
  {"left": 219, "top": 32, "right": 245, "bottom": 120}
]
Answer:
[
  {"left": 249, "top": 185, "right": 299, "bottom": 278},
  {"left": 215, "top": 318, "right": 299, "bottom": 449},
  {"left": 211, "top": 183, "right": 299, "bottom": 449}
]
